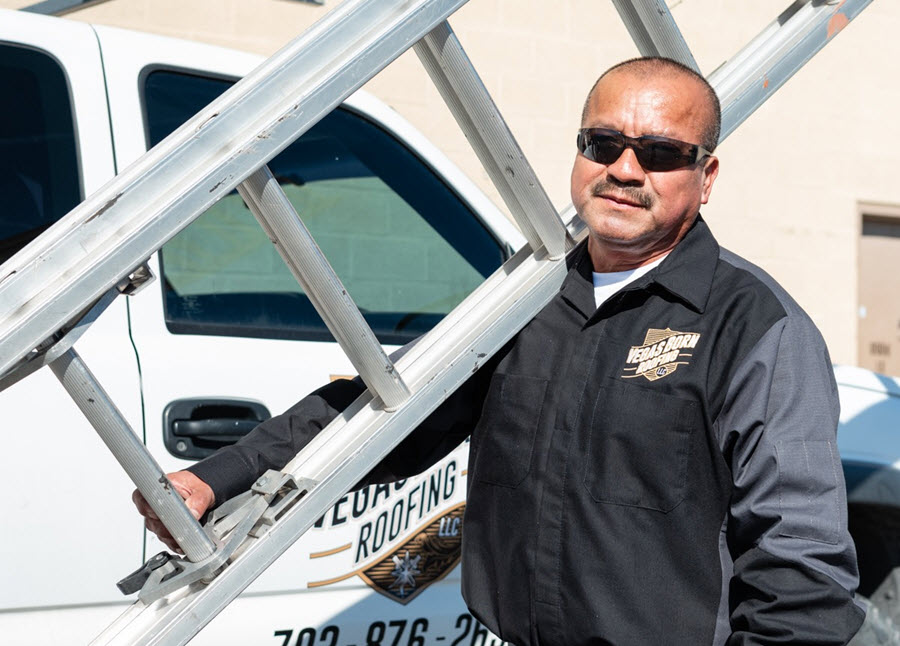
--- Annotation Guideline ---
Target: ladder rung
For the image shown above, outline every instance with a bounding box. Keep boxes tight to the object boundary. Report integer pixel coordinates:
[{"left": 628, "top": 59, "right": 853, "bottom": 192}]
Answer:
[
  {"left": 611, "top": 0, "right": 699, "bottom": 72},
  {"left": 237, "top": 167, "right": 410, "bottom": 410},
  {"left": 50, "top": 348, "right": 216, "bottom": 562},
  {"left": 415, "top": 21, "right": 569, "bottom": 260}
]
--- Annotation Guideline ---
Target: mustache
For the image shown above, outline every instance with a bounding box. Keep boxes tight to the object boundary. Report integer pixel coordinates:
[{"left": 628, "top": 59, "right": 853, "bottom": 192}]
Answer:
[{"left": 591, "top": 179, "right": 654, "bottom": 209}]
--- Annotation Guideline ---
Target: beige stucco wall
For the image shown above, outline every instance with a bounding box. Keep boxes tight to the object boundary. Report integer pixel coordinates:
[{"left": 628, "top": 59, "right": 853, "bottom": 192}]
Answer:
[{"left": 3, "top": 0, "right": 896, "bottom": 367}]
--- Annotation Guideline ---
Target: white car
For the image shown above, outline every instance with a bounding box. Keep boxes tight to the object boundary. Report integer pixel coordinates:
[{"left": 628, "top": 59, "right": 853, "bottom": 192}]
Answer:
[{"left": 836, "top": 367, "right": 900, "bottom": 643}]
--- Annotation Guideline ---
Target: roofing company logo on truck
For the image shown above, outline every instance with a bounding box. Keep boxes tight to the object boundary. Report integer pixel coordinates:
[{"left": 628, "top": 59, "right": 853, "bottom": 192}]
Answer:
[{"left": 305, "top": 455, "right": 466, "bottom": 603}]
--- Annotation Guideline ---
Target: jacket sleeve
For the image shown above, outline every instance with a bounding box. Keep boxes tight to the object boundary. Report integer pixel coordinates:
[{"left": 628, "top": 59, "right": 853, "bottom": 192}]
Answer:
[
  {"left": 716, "top": 314, "right": 866, "bottom": 645},
  {"left": 187, "top": 346, "right": 500, "bottom": 506}
]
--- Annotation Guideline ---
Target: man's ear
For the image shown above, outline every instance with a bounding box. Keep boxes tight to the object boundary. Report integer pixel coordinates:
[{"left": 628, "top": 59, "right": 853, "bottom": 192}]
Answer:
[{"left": 700, "top": 156, "right": 719, "bottom": 205}]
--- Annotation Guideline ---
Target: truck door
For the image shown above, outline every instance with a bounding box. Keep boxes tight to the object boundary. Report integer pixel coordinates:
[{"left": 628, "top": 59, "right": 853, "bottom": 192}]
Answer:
[
  {"left": 0, "top": 10, "right": 143, "bottom": 645},
  {"left": 95, "top": 25, "right": 513, "bottom": 645}
]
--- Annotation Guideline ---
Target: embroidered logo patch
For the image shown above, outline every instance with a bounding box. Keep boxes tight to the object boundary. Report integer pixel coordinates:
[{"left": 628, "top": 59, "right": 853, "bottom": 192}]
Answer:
[{"left": 622, "top": 328, "right": 700, "bottom": 381}]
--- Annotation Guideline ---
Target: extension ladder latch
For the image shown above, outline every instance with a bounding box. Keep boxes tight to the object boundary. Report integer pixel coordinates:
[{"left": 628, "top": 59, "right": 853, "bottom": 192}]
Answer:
[{"left": 116, "top": 551, "right": 173, "bottom": 595}]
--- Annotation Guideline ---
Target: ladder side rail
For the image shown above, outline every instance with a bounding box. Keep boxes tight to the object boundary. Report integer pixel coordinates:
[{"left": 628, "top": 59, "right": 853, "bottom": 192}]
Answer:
[
  {"left": 237, "top": 167, "right": 410, "bottom": 409},
  {"left": 0, "top": 0, "right": 375, "bottom": 287},
  {"left": 709, "top": 0, "right": 872, "bottom": 141},
  {"left": 50, "top": 348, "right": 216, "bottom": 562},
  {"left": 610, "top": 0, "right": 699, "bottom": 72},
  {"left": 704, "top": 0, "right": 802, "bottom": 88},
  {"left": 0, "top": 0, "right": 463, "bottom": 282},
  {"left": 414, "top": 22, "right": 569, "bottom": 260},
  {"left": 0, "top": 0, "right": 473, "bottom": 378},
  {"left": 91, "top": 238, "right": 574, "bottom": 646}
]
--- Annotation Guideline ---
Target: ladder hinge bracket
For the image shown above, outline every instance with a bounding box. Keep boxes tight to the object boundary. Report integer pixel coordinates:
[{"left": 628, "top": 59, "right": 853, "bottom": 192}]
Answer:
[{"left": 116, "top": 262, "right": 155, "bottom": 296}]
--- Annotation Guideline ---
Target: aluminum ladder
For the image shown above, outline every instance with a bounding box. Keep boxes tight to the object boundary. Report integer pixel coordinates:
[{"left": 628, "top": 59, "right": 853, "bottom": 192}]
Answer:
[{"left": 0, "top": 0, "right": 873, "bottom": 644}]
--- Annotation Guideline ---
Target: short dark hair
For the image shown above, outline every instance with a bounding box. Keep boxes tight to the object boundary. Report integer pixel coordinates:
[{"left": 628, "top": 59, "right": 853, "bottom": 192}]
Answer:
[{"left": 581, "top": 57, "right": 721, "bottom": 152}]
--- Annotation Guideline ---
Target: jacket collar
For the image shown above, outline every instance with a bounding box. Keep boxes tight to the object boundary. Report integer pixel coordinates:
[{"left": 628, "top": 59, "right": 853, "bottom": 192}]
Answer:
[{"left": 560, "top": 215, "right": 719, "bottom": 319}]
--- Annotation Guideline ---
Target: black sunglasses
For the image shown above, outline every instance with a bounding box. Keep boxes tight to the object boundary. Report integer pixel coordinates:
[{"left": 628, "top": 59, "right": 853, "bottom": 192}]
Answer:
[{"left": 576, "top": 127, "right": 712, "bottom": 172}]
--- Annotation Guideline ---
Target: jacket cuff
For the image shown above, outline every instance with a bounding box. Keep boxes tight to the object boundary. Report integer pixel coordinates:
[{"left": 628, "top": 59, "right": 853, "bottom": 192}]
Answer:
[{"left": 186, "top": 447, "right": 259, "bottom": 508}]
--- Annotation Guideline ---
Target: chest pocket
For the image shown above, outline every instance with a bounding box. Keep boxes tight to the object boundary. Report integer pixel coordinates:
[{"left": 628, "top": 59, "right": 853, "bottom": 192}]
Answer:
[
  {"left": 473, "top": 373, "right": 548, "bottom": 488},
  {"left": 584, "top": 379, "right": 700, "bottom": 512}
]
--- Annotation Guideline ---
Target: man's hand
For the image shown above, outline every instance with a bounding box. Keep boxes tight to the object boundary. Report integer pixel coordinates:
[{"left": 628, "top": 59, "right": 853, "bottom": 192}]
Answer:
[{"left": 132, "top": 471, "right": 215, "bottom": 553}]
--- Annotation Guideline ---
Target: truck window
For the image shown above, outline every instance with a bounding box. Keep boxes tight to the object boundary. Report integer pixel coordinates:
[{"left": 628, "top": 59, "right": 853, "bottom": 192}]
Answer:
[
  {"left": 0, "top": 44, "right": 80, "bottom": 265},
  {"left": 144, "top": 70, "right": 506, "bottom": 345}
]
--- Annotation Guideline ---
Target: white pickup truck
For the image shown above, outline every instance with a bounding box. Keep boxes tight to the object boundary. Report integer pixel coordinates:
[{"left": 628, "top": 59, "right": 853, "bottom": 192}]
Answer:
[{"left": 0, "top": 8, "right": 897, "bottom": 646}]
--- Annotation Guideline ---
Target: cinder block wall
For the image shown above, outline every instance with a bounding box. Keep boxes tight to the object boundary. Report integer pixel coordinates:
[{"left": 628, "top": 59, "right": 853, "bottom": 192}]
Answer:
[{"left": 4, "top": 0, "right": 899, "bottom": 366}]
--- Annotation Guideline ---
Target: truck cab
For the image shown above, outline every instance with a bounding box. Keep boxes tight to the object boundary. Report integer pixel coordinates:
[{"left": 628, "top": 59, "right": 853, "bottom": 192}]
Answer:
[{"left": 0, "top": 9, "right": 519, "bottom": 645}]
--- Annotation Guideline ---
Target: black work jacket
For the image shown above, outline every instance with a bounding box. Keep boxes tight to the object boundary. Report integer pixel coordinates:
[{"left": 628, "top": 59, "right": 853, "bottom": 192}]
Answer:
[{"left": 192, "top": 217, "right": 864, "bottom": 646}]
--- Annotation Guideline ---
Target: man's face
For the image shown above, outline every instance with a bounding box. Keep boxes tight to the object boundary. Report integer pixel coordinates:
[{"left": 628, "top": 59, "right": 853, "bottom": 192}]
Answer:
[{"left": 571, "top": 69, "right": 719, "bottom": 269}]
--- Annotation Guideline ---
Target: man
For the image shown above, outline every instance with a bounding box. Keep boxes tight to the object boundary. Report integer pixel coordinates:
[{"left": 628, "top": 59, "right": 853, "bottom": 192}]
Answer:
[{"left": 136, "top": 57, "right": 865, "bottom": 644}]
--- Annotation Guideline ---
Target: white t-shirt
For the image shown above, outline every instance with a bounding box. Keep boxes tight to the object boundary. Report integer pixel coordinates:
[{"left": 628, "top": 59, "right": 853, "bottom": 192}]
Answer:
[{"left": 593, "top": 255, "right": 667, "bottom": 308}]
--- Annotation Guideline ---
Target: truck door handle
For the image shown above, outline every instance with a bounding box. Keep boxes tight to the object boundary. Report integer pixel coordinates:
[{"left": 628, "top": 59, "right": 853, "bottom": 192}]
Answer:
[
  {"left": 163, "top": 398, "right": 271, "bottom": 460},
  {"left": 172, "top": 418, "right": 259, "bottom": 438}
]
